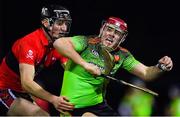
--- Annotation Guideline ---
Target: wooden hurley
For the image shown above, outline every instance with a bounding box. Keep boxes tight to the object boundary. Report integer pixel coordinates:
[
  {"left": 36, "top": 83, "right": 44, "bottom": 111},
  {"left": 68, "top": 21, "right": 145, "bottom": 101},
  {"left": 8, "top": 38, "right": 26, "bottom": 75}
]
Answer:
[{"left": 104, "top": 75, "right": 159, "bottom": 96}]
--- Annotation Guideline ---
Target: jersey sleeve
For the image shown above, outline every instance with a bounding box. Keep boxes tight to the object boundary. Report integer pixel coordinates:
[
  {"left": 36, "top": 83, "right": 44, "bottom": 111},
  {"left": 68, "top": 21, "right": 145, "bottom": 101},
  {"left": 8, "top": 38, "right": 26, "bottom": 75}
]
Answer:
[
  {"left": 16, "top": 42, "right": 37, "bottom": 65},
  {"left": 122, "top": 52, "right": 140, "bottom": 72},
  {"left": 71, "top": 36, "right": 88, "bottom": 52}
]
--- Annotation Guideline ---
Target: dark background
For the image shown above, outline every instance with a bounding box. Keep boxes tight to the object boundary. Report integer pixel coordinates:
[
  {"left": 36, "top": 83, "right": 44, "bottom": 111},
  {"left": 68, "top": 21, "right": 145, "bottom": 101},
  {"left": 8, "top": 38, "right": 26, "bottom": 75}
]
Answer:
[{"left": 0, "top": 0, "right": 179, "bottom": 115}]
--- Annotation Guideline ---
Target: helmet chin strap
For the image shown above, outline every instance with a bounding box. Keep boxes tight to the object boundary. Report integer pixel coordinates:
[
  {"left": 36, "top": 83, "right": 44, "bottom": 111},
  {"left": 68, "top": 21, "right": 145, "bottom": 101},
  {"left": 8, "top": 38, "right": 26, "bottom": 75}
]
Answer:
[
  {"left": 42, "top": 24, "right": 55, "bottom": 48},
  {"left": 98, "top": 23, "right": 106, "bottom": 38}
]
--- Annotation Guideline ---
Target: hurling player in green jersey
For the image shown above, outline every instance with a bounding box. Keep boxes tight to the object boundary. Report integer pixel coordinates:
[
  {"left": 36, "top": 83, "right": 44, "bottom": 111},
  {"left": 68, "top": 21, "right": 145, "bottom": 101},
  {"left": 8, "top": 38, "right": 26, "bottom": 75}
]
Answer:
[{"left": 54, "top": 16, "right": 173, "bottom": 116}]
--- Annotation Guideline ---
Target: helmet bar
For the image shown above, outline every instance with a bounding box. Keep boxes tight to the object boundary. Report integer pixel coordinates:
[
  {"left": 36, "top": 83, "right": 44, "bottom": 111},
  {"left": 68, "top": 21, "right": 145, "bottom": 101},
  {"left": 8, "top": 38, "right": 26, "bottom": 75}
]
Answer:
[
  {"left": 54, "top": 9, "right": 70, "bottom": 15},
  {"left": 53, "top": 10, "right": 71, "bottom": 20},
  {"left": 105, "top": 23, "right": 127, "bottom": 34}
]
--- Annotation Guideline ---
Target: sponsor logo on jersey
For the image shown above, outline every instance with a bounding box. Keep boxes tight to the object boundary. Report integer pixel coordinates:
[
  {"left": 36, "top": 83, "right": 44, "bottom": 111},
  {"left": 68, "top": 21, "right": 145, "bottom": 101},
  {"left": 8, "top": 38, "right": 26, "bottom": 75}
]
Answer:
[{"left": 26, "top": 50, "right": 34, "bottom": 60}]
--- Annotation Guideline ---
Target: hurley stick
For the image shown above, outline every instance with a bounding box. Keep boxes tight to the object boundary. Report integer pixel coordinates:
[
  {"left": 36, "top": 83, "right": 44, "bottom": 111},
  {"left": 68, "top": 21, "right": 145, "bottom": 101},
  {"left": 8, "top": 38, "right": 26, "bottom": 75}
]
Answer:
[{"left": 103, "top": 75, "right": 159, "bottom": 96}]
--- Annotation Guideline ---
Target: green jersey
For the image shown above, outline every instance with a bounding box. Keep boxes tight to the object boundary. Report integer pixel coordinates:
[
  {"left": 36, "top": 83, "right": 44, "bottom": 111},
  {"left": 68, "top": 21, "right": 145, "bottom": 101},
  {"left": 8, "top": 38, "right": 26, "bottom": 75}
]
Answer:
[
  {"left": 60, "top": 36, "right": 140, "bottom": 108},
  {"left": 170, "top": 98, "right": 180, "bottom": 116}
]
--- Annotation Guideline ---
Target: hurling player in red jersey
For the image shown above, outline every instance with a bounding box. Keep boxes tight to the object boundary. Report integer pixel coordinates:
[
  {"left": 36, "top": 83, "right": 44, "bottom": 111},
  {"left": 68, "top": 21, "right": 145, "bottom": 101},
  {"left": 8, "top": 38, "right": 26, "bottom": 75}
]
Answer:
[{"left": 0, "top": 4, "right": 74, "bottom": 115}]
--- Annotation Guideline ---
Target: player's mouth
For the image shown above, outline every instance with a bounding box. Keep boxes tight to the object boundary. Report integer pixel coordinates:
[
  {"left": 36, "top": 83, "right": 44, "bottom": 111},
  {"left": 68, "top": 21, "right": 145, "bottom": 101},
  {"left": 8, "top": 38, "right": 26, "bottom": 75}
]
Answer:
[{"left": 105, "top": 38, "right": 113, "bottom": 45}]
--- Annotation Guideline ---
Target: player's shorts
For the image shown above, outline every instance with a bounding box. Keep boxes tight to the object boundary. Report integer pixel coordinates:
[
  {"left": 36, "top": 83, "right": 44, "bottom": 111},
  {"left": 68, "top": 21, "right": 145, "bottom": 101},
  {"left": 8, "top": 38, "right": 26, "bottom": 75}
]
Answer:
[
  {"left": 0, "top": 89, "right": 33, "bottom": 114},
  {"left": 69, "top": 101, "right": 120, "bottom": 116}
]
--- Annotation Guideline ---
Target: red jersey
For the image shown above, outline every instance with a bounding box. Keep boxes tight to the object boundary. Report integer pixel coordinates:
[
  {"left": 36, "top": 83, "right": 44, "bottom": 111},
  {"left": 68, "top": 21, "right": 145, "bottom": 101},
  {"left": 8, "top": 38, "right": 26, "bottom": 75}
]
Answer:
[{"left": 0, "top": 28, "right": 67, "bottom": 92}]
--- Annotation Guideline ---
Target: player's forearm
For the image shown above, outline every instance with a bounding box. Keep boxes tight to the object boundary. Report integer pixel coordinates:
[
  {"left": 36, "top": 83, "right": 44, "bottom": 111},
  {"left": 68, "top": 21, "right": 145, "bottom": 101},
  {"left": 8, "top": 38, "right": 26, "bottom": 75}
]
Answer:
[
  {"left": 20, "top": 64, "right": 57, "bottom": 103},
  {"left": 143, "top": 66, "right": 163, "bottom": 81},
  {"left": 53, "top": 38, "right": 87, "bottom": 68},
  {"left": 22, "top": 80, "right": 56, "bottom": 103},
  {"left": 131, "top": 63, "right": 163, "bottom": 81}
]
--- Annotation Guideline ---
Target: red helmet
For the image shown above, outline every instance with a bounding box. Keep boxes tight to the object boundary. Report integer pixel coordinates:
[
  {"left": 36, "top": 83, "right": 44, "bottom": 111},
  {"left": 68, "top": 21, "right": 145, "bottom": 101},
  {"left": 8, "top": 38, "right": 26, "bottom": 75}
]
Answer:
[{"left": 106, "top": 17, "right": 128, "bottom": 33}]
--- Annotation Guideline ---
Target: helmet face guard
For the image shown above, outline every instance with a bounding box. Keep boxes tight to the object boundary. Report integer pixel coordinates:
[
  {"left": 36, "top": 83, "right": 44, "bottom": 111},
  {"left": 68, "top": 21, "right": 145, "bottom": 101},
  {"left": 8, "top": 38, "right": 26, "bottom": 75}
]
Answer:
[
  {"left": 41, "top": 5, "right": 72, "bottom": 39},
  {"left": 99, "top": 17, "right": 128, "bottom": 51}
]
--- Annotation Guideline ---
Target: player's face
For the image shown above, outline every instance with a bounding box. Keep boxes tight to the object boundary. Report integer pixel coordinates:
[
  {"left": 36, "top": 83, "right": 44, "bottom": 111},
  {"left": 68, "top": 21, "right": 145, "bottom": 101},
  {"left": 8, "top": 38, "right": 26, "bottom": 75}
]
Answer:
[
  {"left": 101, "top": 25, "right": 124, "bottom": 49},
  {"left": 50, "top": 20, "right": 70, "bottom": 38}
]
